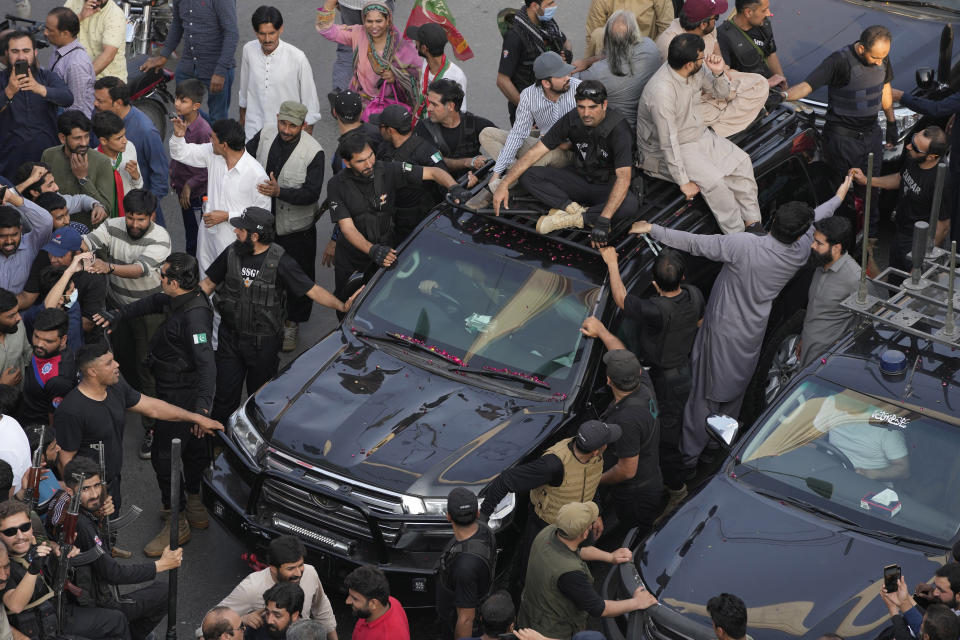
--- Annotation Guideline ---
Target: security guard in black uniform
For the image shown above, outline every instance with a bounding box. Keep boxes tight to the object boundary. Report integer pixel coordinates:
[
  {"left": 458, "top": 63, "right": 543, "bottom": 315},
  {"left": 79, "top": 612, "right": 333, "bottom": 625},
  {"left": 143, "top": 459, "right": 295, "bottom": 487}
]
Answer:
[
  {"left": 326, "top": 132, "right": 470, "bottom": 298},
  {"left": 47, "top": 457, "right": 182, "bottom": 640},
  {"left": 414, "top": 79, "right": 496, "bottom": 179},
  {"left": 372, "top": 105, "right": 448, "bottom": 243},
  {"left": 600, "top": 246, "right": 704, "bottom": 513},
  {"left": 783, "top": 25, "right": 896, "bottom": 249},
  {"left": 199, "top": 207, "right": 357, "bottom": 423},
  {"left": 95, "top": 252, "right": 217, "bottom": 557}
]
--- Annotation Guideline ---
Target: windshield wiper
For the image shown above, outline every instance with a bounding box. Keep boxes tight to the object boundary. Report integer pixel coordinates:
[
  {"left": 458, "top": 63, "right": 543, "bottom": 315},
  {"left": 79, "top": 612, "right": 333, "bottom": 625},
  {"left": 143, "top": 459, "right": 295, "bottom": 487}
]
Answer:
[
  {"left": 847, "top": 527, "right": 950, "bottom": 549},
  {"left": 448, "top": 365, "right": 551, "bottom": 389},
  {"left": 860, "top": 0, "right": 960, "bottom": 15},
  {"left": 752, "top": 488, "right": 861, "bottom": 527},
  {"left": 351, "top": 329, "right": 464, "bottom": 365}
]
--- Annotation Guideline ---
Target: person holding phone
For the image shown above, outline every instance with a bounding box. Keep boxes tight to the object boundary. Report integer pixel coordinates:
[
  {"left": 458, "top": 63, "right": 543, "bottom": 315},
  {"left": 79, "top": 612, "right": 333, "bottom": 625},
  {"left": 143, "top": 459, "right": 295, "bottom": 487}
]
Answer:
[
  {"left": 0, "top": 31, "right": 74, "bottom": 182},
  {"left": 64, "top": 0, "right": 127, "bottom": 81}
]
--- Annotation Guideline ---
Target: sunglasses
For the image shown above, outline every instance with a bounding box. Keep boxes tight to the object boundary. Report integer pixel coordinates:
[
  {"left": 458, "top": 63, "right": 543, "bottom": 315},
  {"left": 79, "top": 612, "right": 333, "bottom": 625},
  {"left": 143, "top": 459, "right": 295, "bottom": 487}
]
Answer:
[
  {"left": 576, "top": 86, "right": 605, "bottom": 101},
  {"left": 0, "top": 522, "right": 31, "bottom": 537}
]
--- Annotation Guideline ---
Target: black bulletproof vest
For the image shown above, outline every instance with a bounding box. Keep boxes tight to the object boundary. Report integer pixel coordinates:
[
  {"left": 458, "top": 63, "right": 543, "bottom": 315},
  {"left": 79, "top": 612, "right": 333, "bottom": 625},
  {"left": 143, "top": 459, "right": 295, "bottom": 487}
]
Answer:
[
  {"left": 216, "top": 243, "right": 287, "bottom": 337},
  {"left": 145, "top": 290, "right": 211, "bottom": 382},
  {"left": 420, "top": 112, "right": 481, "bottom": 159},
  {"left": 573, "top": 108, "right": 629, "bottom": 184},
  {"left": 717, "top": 20, "right": 772, "bottom": 77},
  {"left": 436, "top": 523, "right": 496, "bottom": 592},
  {"left": 828, "top": 46, "right": 886, "bottom": 119},
  {"left": 636, "top": 285, "right": 705, "bottom": 369},
  {"left": 338, "top": 166, "right": 395, "bottom": 245}
]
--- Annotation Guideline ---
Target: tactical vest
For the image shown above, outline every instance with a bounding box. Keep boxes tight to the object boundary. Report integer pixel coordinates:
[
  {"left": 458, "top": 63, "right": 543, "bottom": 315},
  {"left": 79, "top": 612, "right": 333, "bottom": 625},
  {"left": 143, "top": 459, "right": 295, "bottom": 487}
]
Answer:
[
  {"left": 437, "top": 523, "right": 496, "bottom": 591},
  {"left": 573, "top": 108, "right": 629, "bottom": 184},
  {"left": 338, "top": 167, "right": 395, "bottom": 245},
  {"left": 717, "top": 19, "right": 772, "bottom": 77},
  {"left": 636, "top": 285, "right": 705, "bottom": 370},
  {"left": 419, "top": 112, "right": 482, "bottom": 160},
  {"left": 7, "top": 556, "right": 58, "bottom": 640},
  {"left": 145, "top": 290, "right": 212, "bottom": 384},
  {"left": 215, "top": 243, "right": 287, "bottom": 337},
  {"left": 256, "top": 124, "right": 324, "bottom": 236},
  {"left": 828, "top": 46, "right": 886, "bottom": 120},
  {"left": 530, "top": 438, "right": 603, "bottom": 525},
  {"left": 517, "top": 526, "right": 591, "bottom": 639}
]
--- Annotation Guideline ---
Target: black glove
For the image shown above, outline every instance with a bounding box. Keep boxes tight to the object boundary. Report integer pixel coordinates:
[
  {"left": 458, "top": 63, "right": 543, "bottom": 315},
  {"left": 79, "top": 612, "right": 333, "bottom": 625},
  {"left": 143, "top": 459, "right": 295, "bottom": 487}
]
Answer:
[
  {"left": 885, "top": 120, "right": 899, "bottom": 146},
  {"left": 27, "top": 548, "right": 45, "bottom": 575},
  {"left": 368, "top": 244, "right": 392, "bottom": 267},
  {"left": 591, "top": 217, "right": 612, "bottom": 246},
  {"left": 99, "top": 309, "right": 119, "bottom": 326},
  {"left": 448, "top": 184, "right": 472, "bottom": 204}
]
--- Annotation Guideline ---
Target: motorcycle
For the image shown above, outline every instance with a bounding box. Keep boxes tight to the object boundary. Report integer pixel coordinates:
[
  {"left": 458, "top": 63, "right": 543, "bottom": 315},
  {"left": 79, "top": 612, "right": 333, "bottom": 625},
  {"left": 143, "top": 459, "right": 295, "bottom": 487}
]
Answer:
[
  {"left": 127, "top": 54, "right": 175, "bottom": 138},
  {"left": 121, "top": 0, "right": 175, "bottom": 137},
  {"left": 123, "top": 0, "right": 172, "bottom": 59}
]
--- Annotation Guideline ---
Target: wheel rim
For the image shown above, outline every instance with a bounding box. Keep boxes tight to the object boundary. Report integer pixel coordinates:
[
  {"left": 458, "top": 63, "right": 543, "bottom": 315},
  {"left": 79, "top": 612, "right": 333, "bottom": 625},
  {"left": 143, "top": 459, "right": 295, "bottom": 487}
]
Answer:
[{"left": 763, "top": 334, "right": 800, "bottom": 407}]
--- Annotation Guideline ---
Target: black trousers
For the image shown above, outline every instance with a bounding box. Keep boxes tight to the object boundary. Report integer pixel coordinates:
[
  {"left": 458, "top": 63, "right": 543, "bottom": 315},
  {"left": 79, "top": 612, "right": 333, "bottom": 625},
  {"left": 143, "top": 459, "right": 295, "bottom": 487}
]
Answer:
[
  {"left": 651, "top": 365, "right": 693, "bottom": 490},
  {"left": 152, "top": 383, "right": 209, "bottom": 507},
  {"left": 65, "top": 602, "right": 130, "bottom": 640},
  {"left": 519, "top": 166, "right": 640, "bottom": 225},
  {"left": 333, "top": 241, "right": 371, "bottom": 300},
  {"left": 822, "top": 124, "right": 883, "bottom": 238},
  {"left": 212, "top": 326, "right": 282, "bottom": 422},
  {"left": 276, "top": 226, "right": 317, "bottom": 324},
  {"left": 117, "top": 580, "right": 168, "bottom": 640},
  {"left": 606, "top": 486, "right": 664, "bottom": 545}
]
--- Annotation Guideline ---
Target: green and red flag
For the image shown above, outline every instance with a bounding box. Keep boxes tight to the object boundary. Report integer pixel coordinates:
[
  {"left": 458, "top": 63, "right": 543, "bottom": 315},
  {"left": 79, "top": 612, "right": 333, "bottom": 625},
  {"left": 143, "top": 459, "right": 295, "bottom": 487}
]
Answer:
[{"left": 405, "top": 0, "right": 474, "bottom": 61}]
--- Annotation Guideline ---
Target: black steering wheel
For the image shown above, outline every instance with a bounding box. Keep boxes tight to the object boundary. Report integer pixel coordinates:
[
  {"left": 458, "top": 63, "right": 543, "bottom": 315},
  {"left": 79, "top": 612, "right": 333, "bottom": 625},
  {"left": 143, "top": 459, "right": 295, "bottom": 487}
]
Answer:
[{"left": 811, "top": 438, "right": 855, "bottom": 471}]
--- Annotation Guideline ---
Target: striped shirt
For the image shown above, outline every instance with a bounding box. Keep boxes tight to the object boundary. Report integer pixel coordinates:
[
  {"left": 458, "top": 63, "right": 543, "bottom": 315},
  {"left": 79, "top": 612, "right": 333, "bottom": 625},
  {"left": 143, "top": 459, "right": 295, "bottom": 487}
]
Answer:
[
  {"left": 492, "top": 77, "right": 581, "bottom": 176},
  {"left": 84, "top": 219, "right": 171, "bottom": 305}
]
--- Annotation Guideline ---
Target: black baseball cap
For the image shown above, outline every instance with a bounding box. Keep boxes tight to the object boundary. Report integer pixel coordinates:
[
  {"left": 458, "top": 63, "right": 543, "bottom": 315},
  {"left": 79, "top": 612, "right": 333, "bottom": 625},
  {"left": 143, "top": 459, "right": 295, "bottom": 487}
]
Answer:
[
  {"left": 369, "top": 104, "right": 413, "bottom": 133},
  {"left": 575, "top": 420, "right": 622, "bottom": 452},
  {"left": 230, "top": 206, "right": 274, "bottom": 233},
  {"left": 446, "top": 487, "right": 478, "bottom": 523},
  {"left": 603, "top": 349, "right": 642, "bottom": 391},
  {"left": 328, "top": 89, "right": 363, "bottom": 122},
  {"left": 405, "top": 23, "right": 448, "bottom": 51}
]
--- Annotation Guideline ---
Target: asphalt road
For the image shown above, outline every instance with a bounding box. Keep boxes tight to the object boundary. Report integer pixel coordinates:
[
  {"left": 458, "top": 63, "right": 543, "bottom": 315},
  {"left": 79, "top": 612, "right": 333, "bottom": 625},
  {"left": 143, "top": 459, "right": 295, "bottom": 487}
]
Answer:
[{"left": 17, "top": 0, "right": 592, "bottom": 636}]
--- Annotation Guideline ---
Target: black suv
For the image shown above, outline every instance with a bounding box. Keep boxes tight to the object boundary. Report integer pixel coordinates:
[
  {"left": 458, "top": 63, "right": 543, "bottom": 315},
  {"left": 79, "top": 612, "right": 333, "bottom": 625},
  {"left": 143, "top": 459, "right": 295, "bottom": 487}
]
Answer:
[
  {"left": 601, "top": 246, "right": 960, "bottom": 640},
  {"left": 202, "top": 106, "right": 833, "bottom": 606}
]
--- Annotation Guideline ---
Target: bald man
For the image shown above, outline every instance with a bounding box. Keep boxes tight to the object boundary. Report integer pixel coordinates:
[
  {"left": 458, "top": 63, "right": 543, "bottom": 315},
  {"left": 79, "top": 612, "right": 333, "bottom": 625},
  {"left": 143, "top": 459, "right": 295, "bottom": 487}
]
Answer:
[{"left": 202, "top": 606, "right": 244, "bottom": 640}]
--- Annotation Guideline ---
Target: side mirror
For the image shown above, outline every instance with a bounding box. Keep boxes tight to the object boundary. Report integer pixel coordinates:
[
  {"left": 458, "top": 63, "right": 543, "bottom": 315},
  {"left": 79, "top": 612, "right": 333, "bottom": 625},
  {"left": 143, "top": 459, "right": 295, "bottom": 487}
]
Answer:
[
  {"left": 706, "top": 414, "right": 739, "bottom": 448},
  {"left": 916, "top": 67, "right": 936, "bottom": 90}
]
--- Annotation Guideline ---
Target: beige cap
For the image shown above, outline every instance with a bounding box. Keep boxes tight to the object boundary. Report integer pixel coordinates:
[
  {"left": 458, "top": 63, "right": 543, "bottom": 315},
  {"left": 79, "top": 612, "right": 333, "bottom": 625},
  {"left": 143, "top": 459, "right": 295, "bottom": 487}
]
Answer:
[
  {"left": 555, "top": 501, "right": 600, "bottom": 539},
  {"left": 277, "top": 101, "right": 308, "bottom": 126}
]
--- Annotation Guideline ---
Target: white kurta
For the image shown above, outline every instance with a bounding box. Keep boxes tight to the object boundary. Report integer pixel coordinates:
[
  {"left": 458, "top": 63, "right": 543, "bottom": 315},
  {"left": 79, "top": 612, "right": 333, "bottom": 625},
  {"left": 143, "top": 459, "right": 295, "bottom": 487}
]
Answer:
[
  {"left": 168, "top": 135, "right": 271, "bottom": 276},
  {"left": 238, "top": 40, "right": 322, "bottom": 141}
]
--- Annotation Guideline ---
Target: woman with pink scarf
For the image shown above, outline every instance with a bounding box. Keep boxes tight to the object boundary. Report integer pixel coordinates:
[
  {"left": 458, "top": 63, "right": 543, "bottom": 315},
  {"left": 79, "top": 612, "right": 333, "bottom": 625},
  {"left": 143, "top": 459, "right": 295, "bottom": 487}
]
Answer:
[{"left": 316, "top": 0, "right": 422, "bottom": 115}]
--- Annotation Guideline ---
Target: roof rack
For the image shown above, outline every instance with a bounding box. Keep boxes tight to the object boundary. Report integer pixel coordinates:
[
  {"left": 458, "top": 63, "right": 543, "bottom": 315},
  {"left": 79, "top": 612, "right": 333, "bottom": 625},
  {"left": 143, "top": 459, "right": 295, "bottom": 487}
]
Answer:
[{"left": 841, "top": 154, "right": 959, "bottom": 350}]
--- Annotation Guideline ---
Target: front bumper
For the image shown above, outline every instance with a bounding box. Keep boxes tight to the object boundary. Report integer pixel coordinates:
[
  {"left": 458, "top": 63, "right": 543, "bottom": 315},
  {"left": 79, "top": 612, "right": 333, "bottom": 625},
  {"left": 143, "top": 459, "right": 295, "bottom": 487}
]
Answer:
[{"left": 201, "top": 438, "right": 448, "bottom": 607}]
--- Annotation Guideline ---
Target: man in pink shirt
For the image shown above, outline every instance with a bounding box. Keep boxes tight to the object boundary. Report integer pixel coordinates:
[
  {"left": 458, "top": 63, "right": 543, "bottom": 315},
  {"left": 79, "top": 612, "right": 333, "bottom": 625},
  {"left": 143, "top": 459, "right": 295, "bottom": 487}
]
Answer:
[{"left": 344, "top": 565, "right": 410, "bottom": 640}]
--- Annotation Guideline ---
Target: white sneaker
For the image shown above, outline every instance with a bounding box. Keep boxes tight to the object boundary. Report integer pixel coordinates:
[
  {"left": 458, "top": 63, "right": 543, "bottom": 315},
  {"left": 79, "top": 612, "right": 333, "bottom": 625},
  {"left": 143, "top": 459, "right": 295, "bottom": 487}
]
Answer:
[{"left": 14, "top": 0, "right": 31, "bottom": 18}]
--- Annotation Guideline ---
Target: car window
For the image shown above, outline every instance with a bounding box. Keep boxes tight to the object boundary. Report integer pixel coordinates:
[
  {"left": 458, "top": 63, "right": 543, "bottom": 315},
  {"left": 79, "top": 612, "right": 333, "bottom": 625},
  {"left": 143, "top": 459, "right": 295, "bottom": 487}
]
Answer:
[
  {"left": 756, "top": 156, "right": 815, "bottom": 223},
  {"left": 739, "top": 378, "right": 960, "bottom": 541},
  {"left": 352, "top": 232, "right": 601, "bottom": 388}
]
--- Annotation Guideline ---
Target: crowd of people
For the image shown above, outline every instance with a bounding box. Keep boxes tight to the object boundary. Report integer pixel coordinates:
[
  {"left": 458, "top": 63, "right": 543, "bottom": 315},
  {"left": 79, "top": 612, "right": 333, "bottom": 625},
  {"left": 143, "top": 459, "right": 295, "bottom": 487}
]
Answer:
[{"left": 0, "top": 0, "right": 958, "bottom": 638}]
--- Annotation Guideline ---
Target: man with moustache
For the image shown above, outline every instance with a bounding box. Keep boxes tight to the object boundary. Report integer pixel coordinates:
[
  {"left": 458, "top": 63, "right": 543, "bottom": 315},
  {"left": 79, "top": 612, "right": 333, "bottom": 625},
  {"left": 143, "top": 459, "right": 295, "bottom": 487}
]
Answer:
[
  {"left": 0, "top": 289, "right": 33, "bottom": 388},
  {"left": 0, "top": 535, "right": 14, "bottom": 640},
  {"left": 198, "top": 207, "right": 358, "bottom": 423},
  {"left": 0, "top": 187, "right": 54, "bottom": 295},
  {"left": 202, "top": 606, "right": 245, "bottom": 640},
  {"left": 20, "top": 308, "right": 77, "bottom": 428},
  {"left": 47, "top": 456, "right": 181, "bottom": 640},
  {"left": 245, "top": 101, "right": 325, "bottom": 353},
  {"left": 796, "top": 216, "right": 860, "bottom": 369},
  {"left": 244, "top": 583, "right": 303, "bottom": 640}
]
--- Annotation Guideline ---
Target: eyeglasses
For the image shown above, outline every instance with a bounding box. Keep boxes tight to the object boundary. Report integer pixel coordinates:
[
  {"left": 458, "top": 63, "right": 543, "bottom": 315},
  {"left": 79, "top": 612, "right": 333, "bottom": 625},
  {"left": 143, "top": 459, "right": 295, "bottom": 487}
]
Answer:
[
  {"left": 0, "top": 522, "right": 31, "bottom": 537},
  {"left": 906, "top": 136, "right": 927, "bottom": 155},
  {"left": 232, "top": 623, "right": 246, "bottom": 634}
]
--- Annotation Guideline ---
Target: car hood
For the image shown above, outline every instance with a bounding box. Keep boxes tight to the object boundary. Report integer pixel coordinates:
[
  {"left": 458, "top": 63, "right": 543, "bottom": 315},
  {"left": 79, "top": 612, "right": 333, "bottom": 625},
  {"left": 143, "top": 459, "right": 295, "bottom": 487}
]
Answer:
[
  {"left": 774, "top": 1, "right": 960, "bottom": 103},
  {"left": 638, "top": 476, "right": 948, "bottom": 640},
  {"left": 251, "top": 331, "right": 565, "bottom": 495}
]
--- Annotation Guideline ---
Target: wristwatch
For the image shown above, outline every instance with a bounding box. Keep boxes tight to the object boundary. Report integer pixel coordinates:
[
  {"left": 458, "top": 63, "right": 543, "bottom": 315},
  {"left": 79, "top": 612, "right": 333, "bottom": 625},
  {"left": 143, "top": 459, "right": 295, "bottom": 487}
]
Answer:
[{"left": 77, "top": 177, "right": 88, "bottom": 186}]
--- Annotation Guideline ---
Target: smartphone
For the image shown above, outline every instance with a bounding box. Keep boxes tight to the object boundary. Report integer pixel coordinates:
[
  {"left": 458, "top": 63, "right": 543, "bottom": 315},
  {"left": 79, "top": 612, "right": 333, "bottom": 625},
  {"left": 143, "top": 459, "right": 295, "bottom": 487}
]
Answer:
[
  {"left": 884, "top": 564, "right": 902, "bottom": 593},
  {"left": 14, "top": 61, "right": 28, "bottom": 78},
  {"left": 168, "top": 112, "right": 180, "bottom": 121}
]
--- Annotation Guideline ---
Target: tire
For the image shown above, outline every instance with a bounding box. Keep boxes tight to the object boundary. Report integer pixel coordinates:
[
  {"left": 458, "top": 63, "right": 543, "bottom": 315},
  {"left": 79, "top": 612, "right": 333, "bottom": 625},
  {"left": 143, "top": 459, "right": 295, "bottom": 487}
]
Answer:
[
  {"left": 741, "top": 308, "right": 805, "bottom": 425},
  {"left": 134, "top": 97, "right": 167, "bottom": 139}
]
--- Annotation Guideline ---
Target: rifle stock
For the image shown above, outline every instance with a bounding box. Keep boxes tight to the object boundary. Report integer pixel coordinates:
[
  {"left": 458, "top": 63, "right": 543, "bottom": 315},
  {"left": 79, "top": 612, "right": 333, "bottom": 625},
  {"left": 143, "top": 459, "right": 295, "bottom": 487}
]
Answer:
[{"left": 23, "top": 426, "right": 45, "bottom": 513}]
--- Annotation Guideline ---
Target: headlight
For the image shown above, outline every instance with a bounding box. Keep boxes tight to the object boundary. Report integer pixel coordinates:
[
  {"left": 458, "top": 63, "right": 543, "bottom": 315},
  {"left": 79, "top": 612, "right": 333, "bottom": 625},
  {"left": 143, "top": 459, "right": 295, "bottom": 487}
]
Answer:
[
  {"left": 487, "top": 492, "right": 515, "bottom": 531},
  {"left": 878, "top": 107, "right": 920, "bottom": 145},
  {"left": 401, "top": 496, "right": 463, "bottom": 516},
  {"left": 230, "top": 405, "right": 265, "bottom": 466}
]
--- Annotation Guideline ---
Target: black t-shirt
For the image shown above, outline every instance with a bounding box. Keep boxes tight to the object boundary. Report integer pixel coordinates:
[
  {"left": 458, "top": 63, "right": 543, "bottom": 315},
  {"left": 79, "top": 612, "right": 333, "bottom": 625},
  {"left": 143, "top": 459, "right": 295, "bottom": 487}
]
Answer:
[
  {"left": 624, "top": 288, "right": 704, "bottom": 366},
  {"left": 601, "top": 376, "right": 661, "bottom": 493},
  {"left": 376, "top": 135, "right": 446, "bottom": 209},
  {"left": 896, "top": 157, "right": 954, "bottom": 234},
  {"left": 556, "top": 569, "right": 605, "bottom": 617},
  {"left": 804, "top": 46, "right": 893, "bottom": 130},
  {"left": 3, "top": 554, "right": 55, "bottom": 605},
  {"left": 24, "top": 253, "right": 107, "bottom": 320},
  {"left": 20, "top": 349, "right": 78, "bottom": 426},
  {"left": 206, "top": 247, "right": 314, "bottom": 298},
  {"left": 331, "top": 123, "right": 383, "bottom": 175},
  {"left": 541, "top": 109, "right": 633, "bottom": 183},
  {"left": 435, "top": 526, "right": 493, "bottom": 632},
  {"left": 718, "top": 19, "right": 777, "bottom": 77},
  {"left": 53, "top": 378, "right": 141, "bottom": 479},
  {"left": 413, "top": 114, "right": 496, "bottom": 164}
]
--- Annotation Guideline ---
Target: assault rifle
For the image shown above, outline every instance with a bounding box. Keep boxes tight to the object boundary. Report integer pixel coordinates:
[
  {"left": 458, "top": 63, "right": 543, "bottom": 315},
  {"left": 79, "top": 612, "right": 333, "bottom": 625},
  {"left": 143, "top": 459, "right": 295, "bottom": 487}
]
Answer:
[
  {"left": 90, "top": 441, "right": 142, "bottom": 545},
  {"left": 53, "top": 473, "right": 103, "bottom": 634},
  {"left": 21, "top": 425, "right": 44, "bottom": 514}
]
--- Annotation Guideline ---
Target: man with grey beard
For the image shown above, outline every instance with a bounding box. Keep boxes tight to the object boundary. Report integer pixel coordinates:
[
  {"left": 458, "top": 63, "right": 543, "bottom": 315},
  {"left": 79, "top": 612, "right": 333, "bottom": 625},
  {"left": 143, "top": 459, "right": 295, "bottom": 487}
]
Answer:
[{"left": 581, "top": 10, "right": 660, "bottom": 130}]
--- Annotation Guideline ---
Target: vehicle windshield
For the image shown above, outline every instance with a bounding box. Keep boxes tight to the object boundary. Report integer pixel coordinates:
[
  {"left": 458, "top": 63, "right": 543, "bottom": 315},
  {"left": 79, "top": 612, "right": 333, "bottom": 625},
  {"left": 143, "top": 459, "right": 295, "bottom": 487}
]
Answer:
[
  {"left": 352, "top": 231, "right": 600, "bottom": 389},
  {"left": 739, "top": 379, "right": 960, "bottom": 541}
]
